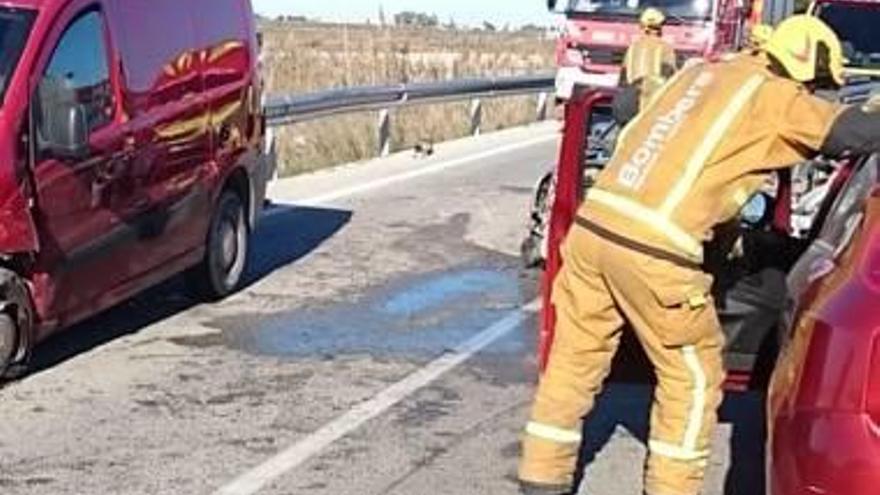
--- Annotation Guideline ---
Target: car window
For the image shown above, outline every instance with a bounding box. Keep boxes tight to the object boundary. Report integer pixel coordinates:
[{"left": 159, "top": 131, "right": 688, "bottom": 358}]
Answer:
[
  {"left": 818, "top": 155, "right": 879, "bottom": 253},
  {"left": 39, "top": 10, "right": 112, "bottom": 134}
]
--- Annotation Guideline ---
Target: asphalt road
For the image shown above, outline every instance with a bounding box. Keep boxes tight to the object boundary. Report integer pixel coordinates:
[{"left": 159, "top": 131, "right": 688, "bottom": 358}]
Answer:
[{"left": 0, "top": 123, "right": 765, "bottom": 495}]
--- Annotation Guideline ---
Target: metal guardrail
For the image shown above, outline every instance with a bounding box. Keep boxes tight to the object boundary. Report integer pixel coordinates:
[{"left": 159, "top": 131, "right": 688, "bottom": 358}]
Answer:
[{"left": 263, "top": 74, "right": 555, "bottom": 156}]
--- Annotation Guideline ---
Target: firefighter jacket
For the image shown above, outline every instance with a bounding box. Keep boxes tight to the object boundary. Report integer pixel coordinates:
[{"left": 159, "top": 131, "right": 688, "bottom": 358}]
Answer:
[
  {"left": 621, "top": 34, "right": 677, "bottom": 103},
  {"left": 583, "top": 54, "right": 846, "bottom": 264}
]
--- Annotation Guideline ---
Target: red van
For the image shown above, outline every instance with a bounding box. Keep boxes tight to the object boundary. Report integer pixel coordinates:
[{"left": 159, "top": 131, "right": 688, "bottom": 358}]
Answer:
[{"left": 0, "top": 0, "right": 271, "bottom": 375}]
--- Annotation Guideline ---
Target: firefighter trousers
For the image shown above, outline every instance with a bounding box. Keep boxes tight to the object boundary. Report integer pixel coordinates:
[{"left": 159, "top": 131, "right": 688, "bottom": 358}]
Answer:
[{"left": 519, "top": 225, "right": 725, "bottom": 495}]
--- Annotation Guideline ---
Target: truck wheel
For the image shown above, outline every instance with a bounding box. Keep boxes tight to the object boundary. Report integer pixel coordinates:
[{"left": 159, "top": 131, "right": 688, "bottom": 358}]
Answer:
[
  {"left": 0, "top": 313, "right": 17, "bottom": 377},
  {"left": 189, "top": 190, "right": 250, "bottom": 300}
]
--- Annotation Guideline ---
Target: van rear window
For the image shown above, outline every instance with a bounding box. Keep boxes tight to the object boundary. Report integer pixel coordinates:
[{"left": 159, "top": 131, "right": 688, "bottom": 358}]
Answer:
[{"left": 0, "top": 8, "right": 36, "bottom": 103}]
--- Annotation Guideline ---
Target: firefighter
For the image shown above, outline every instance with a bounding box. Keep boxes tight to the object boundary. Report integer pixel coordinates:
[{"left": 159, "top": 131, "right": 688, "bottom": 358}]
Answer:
[
  {"left": 613, "top": 8, "right": 678, "bottom": 127},
  {"left": 519, "top": 15, "right": 880, "bottom": 495},
  {"left": 621, "top": 8, "right": 678, "bottom": 106}
]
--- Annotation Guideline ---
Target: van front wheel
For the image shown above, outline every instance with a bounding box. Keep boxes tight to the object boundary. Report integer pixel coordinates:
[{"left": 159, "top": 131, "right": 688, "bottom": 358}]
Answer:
[{"left": 189, "top": 190, "right": 250, "bottom": 300}]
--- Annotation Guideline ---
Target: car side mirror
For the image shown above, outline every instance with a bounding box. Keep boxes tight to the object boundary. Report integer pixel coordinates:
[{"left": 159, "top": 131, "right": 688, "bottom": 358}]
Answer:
[
  {"left": 547, "top": 0, "right": 559, "bottom": 12},
  {"left": 42, "top": 101, "right": 90, "bottom": 161}
]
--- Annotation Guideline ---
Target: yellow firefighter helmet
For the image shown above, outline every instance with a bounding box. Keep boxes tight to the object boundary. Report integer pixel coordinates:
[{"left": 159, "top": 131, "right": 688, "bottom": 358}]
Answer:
[
  {"left": 766, "top": 15, "right": 845, "bottom": 87},
  {"left": 640, "top": 8, "right": 665, "bottom": 31}
]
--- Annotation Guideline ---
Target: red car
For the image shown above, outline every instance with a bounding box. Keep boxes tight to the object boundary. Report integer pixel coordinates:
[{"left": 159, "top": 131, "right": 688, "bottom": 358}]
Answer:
[
  {"left": 0, "top": 0, "right": 271, "bottom": 376},
  {"left": 768, "top": 152, "right": 880, "bottom": 494}
]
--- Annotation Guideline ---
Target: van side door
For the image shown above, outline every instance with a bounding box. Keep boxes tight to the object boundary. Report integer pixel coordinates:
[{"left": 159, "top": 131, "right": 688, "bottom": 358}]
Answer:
[
  {"left": 106, "top": 0, "right": 213, "bottom": 271},
  {"left": 31, "top": 5, "right": 135, "bottom": 327}
]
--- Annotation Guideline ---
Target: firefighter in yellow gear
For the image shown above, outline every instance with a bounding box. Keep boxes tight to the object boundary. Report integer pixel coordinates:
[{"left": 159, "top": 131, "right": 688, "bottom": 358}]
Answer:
[
  {"left": 621, "top": 8, "right": 678, "bottom": 106},
  {"left": 613, "top": 8, "right": 678, "bottom": 126},
  {"left": 519, "top": 15, "right": 880, "bottom": 495}
]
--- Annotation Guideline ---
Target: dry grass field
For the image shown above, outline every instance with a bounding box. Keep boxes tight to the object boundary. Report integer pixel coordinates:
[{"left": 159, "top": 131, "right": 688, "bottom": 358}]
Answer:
[{"left": 261, "top": 21, "right": 555, "bottom": 175}]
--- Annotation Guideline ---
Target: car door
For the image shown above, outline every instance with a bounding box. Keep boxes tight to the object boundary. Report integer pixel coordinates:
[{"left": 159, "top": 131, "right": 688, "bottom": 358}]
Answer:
[
  {"left": 784, "top": 155, "right": 880, "bottom": 336},
  {"left": 31, "top": 6, "right": 134, "bottom": 327}
]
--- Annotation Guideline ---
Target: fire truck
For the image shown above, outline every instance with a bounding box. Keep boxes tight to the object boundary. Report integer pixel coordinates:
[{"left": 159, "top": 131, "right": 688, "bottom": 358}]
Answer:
[{"left": 548, "top": 0, "right": 794, "bottom": 99}]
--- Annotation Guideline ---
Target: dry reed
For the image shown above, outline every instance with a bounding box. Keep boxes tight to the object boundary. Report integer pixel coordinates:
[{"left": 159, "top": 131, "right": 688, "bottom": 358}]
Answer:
[{"left": 261, "top": 21, "right": 555, "bottom": 175}]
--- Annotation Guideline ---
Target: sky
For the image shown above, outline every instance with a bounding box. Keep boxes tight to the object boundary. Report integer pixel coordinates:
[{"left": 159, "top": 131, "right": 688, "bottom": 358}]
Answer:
[{"left": 252, "top": 0, "right": 556, "bottom": 27}]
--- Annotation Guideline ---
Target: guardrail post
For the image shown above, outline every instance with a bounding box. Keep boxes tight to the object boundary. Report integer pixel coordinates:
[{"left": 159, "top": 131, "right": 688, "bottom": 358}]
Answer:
[
  {"left": 377, "top": 108, "right": 391, "bottom": 157},
  {"left": 536, "top": 91, "right": 549, "bottom": 122},
  {"left": 469, "top": 98, "right": 483, "bottom": 137}
]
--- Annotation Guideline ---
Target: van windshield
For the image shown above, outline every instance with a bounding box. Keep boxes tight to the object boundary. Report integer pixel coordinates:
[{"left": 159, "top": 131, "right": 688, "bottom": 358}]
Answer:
[
  {"left": 816, "top": 2, "right": 880, "bottom": 69},
  {"left": 567, "top": 0, "right": 714, "bottom": 22},
  {"left": 0, "top": 8, "right": 35, "bottom": 104}
]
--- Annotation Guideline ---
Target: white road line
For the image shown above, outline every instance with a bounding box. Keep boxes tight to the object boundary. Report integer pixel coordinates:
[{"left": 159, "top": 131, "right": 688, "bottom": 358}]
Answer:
[
  {"left": 270, "top": 133, "right": 558, "bottom": 207},
  {"left": 214, "top": 299, "right": 541, "bottom": 495}
]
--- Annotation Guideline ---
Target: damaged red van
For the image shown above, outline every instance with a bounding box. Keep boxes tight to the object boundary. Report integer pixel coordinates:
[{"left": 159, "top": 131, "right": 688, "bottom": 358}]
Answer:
[{"left": 0, "top": 0, "right": 272, "bottom": 375}]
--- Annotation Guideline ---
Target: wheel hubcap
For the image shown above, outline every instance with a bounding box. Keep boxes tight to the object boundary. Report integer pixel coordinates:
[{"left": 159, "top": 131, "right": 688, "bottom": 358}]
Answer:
[
  {"left": 220, "top": 217, "right": 238, "bottom": 272},
  {"left": 0, "top": 316, "right": 16, "bottom": 368}
]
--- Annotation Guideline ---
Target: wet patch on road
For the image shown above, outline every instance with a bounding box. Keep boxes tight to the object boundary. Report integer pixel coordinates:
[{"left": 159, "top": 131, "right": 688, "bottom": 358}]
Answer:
[
  {"left": 168, "top": 212, "right": 542, "bottom": 396},
  {"left": 182, "top": 264, "right": 535, "bottom": 360},
  {"left": 381, "top": 269, "right": 509, "bottom": 316}
]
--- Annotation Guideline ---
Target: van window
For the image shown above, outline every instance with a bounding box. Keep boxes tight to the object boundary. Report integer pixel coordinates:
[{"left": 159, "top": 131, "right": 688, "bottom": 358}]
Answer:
[{"left": 39, "top": 11, "right": 111, "bottom": 132}]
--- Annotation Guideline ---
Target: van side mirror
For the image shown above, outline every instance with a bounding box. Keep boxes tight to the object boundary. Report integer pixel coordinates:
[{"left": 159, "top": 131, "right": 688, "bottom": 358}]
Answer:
[
  {"left": 43, "top": 102, "right": 90, "bottom": 160},
  {"left": 547, "top": 0, "right": 559, "bottom": 12}
]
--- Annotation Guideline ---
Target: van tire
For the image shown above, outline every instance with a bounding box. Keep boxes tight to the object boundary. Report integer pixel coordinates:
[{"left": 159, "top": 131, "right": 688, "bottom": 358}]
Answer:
[
  {"left": 0, "top": 313, "right": 17, "bottom": 378},
  {"left": 0, "top": 269, "right": 30, "bottom": 379},
  {"left": 189, "top": 190, "right": 250, "bottom": 301}
]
